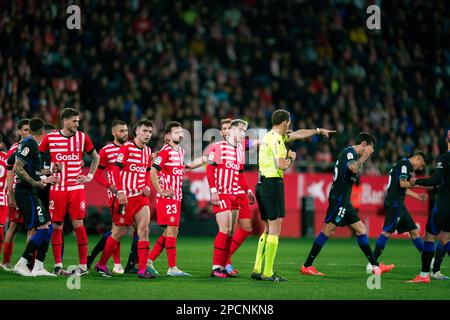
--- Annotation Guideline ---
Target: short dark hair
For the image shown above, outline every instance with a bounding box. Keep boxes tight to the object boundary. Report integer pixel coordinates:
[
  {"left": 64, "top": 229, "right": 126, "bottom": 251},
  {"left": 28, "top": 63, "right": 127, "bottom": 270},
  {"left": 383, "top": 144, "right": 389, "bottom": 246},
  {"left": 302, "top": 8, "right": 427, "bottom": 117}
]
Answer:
[
  {"left": 44, "top": 123, "right": 56, "bottom": 133},
  {"left": 29, "top": 118, "right": 45, "bottom": 134},
  {"left": 414, "top": 151, "right": 427, "bottom": 164},
  {"left": 165, "top": 121, "right": 182, "bottom": 134},
  {"left": 17, "top": 118, "right": 30, "bottom": 130},
  {"left": 354, "top": 132, "right": 377, "bottom": 146},
  {"left": 61, "top": 108, "right": 79, "bottom": 121},
  {"left": 133, "top": 119, "right": 153, "bottom": 136},
  {"left": 220, "top": 118, "right": 232, "bottom": 129},
  {"left": 231, "top": 119, "right": 248, "bottom": 128},
  {"left": 272, "top": 109, "right": 290, "bottom": 126},
  {"left": 112, "top": 120, "right": 127, "bottom": 128}
]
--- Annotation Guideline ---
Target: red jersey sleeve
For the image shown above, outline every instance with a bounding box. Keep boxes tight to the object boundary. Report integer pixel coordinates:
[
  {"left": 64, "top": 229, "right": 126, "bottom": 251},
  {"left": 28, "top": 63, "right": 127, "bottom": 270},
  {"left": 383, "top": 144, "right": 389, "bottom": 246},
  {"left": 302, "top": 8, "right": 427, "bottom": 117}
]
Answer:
[
  {"left": 152, "top": 147, "right": 169, "bottom": 171},
  {"left": 98, "top": 148, "right": 108, "bottom": 169},
  {"left": 84, "top": 134, "right": 95, "bottom": 154},
  {"left": 113, "top": 144, "right": 130, "bottom": 191},
  {"left": 38, "top": 135, "right": 49, "bottom": 153}
]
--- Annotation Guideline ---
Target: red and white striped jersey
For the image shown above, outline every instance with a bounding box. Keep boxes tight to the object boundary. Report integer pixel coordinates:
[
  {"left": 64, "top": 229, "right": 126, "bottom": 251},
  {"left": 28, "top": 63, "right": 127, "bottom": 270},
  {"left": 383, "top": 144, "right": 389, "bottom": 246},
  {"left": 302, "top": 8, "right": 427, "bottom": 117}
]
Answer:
[
  {"left": 5, "top": 142, "right": 19, "bottom": 190},
  {"left": 153, "top": 144, "right": 185, "bottom": 201},
  {"left": 207, "top": 141, "right": 244, "bottom": 195},
  {"left": 39, "top": 130, "right": 95, "bottom": 192},
  {"left": 98, "top": 143, "right": 121, "bottom": 198},
  {"left": 0, "top": 151, "right": 8, "bottom": 206},
  {"left": 115, "top": 141, "right": 152, "bottom": 197}
]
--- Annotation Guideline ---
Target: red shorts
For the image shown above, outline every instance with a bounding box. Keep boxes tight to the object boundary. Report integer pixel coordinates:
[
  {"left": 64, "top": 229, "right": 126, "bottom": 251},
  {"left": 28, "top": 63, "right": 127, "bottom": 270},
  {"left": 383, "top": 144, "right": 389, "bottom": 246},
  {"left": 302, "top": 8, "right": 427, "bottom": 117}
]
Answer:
[
  {"left": 0, "top": 206, "right": 8, "bottom": 225},
  {"left": 156, "top": 197, "right": 181, "bottom": 227},
  {"left": 8, "top": 207, "right": 24, "bottom": 224},
  {"left": 112, "top": 195, "right": 149, "bottom": 227},
  {"left": 50, "top": 189, "right": 86, "bottom": 223},
  {"left": 237, "top": 192, "right": 252, "bottom": 220},
  {"left": 213, "top": 194, "right": 238, "bottom": 214}
]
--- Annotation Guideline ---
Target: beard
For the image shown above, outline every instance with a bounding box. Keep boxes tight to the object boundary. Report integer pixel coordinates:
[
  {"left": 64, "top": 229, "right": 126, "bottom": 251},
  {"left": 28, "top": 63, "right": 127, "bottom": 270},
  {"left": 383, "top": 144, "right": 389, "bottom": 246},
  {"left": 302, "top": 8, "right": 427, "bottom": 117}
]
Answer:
[{"left": 117, "top": 136, "right": 127, "bottom": 144}]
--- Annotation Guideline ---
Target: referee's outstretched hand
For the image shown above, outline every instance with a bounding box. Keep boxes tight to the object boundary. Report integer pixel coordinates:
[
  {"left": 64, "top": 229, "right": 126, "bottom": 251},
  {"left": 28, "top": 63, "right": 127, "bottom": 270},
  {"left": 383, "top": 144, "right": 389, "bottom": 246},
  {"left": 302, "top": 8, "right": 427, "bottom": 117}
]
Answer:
[{"left": 319, "top": 128, "right": 336, "bottom": 138}]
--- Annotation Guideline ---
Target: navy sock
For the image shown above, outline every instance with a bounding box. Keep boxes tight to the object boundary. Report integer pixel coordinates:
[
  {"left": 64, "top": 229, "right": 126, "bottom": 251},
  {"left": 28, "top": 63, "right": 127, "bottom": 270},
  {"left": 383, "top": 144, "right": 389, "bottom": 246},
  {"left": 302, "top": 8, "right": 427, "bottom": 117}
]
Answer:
[
  {"left": 412, "top": 237, "right": 424, "bottom": 252},
  {"left": 89, "top": 231, "right": 112, "bottom": 259},
  {"left": 126, "top": 232, "right": 139, "bottom": 269},
  {"left": 433, "top": 242, "right": 446, "bottom": 273},
  {"left": 304, "top": 232, "right": 328, "bottom": 267},
  {"left": 374, "top": 234, "right": 389, "bottom": 260},
  {"left": 357, "top": 234, "right": 378, "bottom": 266},
  {"left": 445, "top": 242, "right": 450, "bottom": 256},
  {"left": 421, "top": 241, "right": 435, "bottom": 273}
]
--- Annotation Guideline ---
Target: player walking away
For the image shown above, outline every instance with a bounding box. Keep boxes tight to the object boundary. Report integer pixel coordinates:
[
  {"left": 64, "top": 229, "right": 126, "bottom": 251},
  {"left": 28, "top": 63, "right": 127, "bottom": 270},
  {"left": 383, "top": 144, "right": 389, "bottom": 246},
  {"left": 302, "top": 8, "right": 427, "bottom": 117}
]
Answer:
[
  {"left": 95, "top": 119, "right": 155, "bottom": 279},
  {"left": 39, "top": 108, "right": 100, "bottom": 276},
  {"left": 251, "top": 109, "right": 335, "bottom": 282},
  {"left": 368, "top": 153, "right": 429, "bottom": 273},
  {"left": 301, "top": 132, "right": 395, "bottom": 277},
  {"left": 2, "top": 118, "right": 30, "bottom": 271},
  {"left": 0, "top": 134, "right": 8, "bottom": 264},
  {"left": 206, "top": 119, "right": 248, "bottom": 278},
  {"left": 407, "top": 129, "right": 450, "bottom": 283},
  {"left": 12, "top": 118, "right": 59, "bottom": 276},
  {"left": 186, "top": 118, "right": 257, "bottom": 277},
  {"left": 146, "top": 121, "right": 191, "bottom": 277},
  {"left": 87, "top": 120, "right": 129, "bottom": 274}
]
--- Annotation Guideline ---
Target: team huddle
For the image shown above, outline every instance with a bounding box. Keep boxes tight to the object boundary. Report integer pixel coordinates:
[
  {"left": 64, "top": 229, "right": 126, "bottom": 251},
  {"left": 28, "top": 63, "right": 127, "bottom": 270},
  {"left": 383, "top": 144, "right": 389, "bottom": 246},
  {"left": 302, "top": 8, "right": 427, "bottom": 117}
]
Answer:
[{"left": 0, "top": 107, "right": 449, "bottom": 284}]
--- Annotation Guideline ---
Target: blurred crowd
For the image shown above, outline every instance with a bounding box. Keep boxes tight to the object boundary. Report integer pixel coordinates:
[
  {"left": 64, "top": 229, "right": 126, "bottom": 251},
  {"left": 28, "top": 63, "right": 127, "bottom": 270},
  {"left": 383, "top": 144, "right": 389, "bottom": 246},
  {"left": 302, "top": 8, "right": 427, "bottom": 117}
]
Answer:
[{"left": 1, "top": 0, "right": 449, "bottom": 174}]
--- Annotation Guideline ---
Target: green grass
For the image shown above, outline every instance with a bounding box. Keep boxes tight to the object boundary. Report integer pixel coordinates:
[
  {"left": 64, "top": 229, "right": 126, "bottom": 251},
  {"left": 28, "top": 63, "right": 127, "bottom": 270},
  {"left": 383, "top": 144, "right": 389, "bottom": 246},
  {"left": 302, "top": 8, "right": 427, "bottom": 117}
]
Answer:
[{"left": 0, "top": 234, "right": 448, "bottom": 300}]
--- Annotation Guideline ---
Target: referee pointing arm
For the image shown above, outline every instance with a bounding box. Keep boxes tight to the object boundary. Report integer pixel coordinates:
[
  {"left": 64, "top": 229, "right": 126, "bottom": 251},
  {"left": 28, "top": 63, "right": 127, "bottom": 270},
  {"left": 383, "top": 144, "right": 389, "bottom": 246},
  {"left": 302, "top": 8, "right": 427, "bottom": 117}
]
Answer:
[{"left": 251, "top": 109, "right": 335, "bottom": 281}]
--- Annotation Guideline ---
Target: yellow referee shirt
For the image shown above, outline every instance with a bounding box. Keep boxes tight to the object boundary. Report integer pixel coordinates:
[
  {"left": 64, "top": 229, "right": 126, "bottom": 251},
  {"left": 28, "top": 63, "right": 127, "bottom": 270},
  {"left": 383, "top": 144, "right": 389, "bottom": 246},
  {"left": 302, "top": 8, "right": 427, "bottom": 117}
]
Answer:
[{"left": 259, "top": 129, "right": 288, "bottom": 178}]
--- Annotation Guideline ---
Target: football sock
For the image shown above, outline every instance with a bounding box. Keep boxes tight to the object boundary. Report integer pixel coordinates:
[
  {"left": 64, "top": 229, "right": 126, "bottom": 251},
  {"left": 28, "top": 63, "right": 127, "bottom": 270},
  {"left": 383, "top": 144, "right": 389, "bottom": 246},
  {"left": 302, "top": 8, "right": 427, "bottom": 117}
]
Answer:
[
  {"left": 420, "top": 241, "right": 435, "bottom": 273},
  {"left": 0, "top": 225, "right": 4, "bottom": 253},
  {"left": 445, "top": 242, "right": 450, "bottom": 256},
  {"left": 112, "top": 241, "right": 121, "bottom": 265},
  {"left": 51, "top": 228, "right": 63, "bottom": 265},
  {"left": 23, "top": 229, "right": 46, "bottom": 262},
  {"left": 304, "top": 232, "right": 328, "bottom": 267},
  {"left": 149, "top": 234, "right": 166, "bottom": 262},
  {"left": 253, "top": 233, "right": 268, "bottom": 273},
  {"left": 165, "top": 236, "right": 177, "bottom": 268},
  {"left": 3, "top": 242, "right": 13, "bottom": 264},
  {"left": 374, "top": 234, "right": 389, "bottom": 260},
  {"left": 89, "top": 231, "right": 111, "bottom": 259},
  {"left": 432, "top": 241, "right": 446, "bottom": 273},
  {"left": 412, "top": 237, "right": 424, "bottom": 252},
  {"left": 357, "top": 234, "right": 378, "bottom": 266},
  {"left": 226, "top": 229, "right": 251, "bottom": 265},
  {"left": 74, "top": 226, "right": 88, "bottom": 265},
  {"left": 98, "top": 236, "right": 119, "bottom": 266},
  {"left": 213, "top": 232, "right": 229, "bottom": 268},
  {"left": 125, "top": 232, "right": 139, "bottom": 270},
  {"left": 137, "top": 240, "right": 150, "bottom": 273},
  {"left": 262, "top": 235, "right": 279, "bottom": 277}
]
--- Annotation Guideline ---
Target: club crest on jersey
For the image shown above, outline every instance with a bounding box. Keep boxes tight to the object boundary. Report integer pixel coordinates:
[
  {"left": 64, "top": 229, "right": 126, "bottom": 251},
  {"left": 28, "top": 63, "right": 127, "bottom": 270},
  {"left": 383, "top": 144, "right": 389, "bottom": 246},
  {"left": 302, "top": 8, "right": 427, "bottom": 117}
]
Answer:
[
  {"left": 117, "top": 153, "right": 124, "bottom": 163},
  {"left": 347, "top": 152, "right": 354, "bottom": 160},
  {"left": 154, "top": 156, "right": 162, "bottom": 165},
  {"left": 21, "top": 147, "right": 30, "bottom": 156},
  {"left": 208, "top": 152, "right": 215, "bottom": 161}
]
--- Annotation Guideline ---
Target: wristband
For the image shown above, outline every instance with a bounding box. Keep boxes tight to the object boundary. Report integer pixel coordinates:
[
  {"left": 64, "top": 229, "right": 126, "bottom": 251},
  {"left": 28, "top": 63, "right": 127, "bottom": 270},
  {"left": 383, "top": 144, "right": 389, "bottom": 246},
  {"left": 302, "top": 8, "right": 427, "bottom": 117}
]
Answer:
[
  {"left": 316, "top": 128, "right": 320, "bottom": 135},
  {"left": 211, "top": 187, "right": 218, "bottom": 193}
]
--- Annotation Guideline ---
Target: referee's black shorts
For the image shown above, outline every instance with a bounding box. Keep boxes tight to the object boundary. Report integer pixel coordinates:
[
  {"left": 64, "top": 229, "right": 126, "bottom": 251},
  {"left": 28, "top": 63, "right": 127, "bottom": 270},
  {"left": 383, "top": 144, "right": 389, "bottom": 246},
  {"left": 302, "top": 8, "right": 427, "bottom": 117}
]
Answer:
[{"left": 255, "top": 177, "right": 285, "bottom": 221}]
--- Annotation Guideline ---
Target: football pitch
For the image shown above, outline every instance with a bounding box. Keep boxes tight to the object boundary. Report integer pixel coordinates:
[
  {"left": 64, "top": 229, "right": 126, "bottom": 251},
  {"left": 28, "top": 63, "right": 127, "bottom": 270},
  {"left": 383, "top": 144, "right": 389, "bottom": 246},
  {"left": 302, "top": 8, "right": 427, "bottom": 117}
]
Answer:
[{"left": 0, "top": 234, "right": 448, "bottom": 300}]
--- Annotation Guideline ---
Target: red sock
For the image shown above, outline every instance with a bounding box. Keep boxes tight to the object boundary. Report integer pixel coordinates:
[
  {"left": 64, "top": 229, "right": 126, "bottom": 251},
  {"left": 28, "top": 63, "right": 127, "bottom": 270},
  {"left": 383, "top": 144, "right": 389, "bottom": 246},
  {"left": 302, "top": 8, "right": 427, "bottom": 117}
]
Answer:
[
  {"left": 213, "top": 232, "right": 229, "bottom": 267},
  {"left": 226, "top": 229, "right": 252, "bottom": 265},
  {"left": 112, "top": 241, "right": 121, "bottom": 264},
  {"left": 99, "top": 236, "right": 119, "bottom": 266},
  {"left": 137, "top": 240, "right": 150, "bottom": 273},
  {"left": 165, "top": 236, "right": 177, "bottom": 268},
  {"left": 149, "top": 235, "right": 165, "bottom": 262},
  {"left": 51, "top": 228, "right": 63, "bottom": 264},
  {"left": 3, "top": 241, "right": 13, "bottom": 264},
  {"left": 0, "top": 226, "right": 4, "bottom": 253},
  {"left": 74, "top": 226, "right": 88, "bottom": 265}
]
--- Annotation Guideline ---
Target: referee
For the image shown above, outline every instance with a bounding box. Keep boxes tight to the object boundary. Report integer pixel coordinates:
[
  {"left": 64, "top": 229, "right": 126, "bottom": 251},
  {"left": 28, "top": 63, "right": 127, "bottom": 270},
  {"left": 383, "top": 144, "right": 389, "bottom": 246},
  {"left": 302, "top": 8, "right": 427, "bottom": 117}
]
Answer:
[{"left": 251, "top": 109, "right": 335, "bottom": 281}]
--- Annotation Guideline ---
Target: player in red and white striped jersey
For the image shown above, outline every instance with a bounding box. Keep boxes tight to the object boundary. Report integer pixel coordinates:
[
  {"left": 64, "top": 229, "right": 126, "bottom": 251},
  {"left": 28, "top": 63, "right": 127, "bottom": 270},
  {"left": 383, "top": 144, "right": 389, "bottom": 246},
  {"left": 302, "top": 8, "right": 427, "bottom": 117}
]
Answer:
[
  {"left": 0, "top": 133, "right": 9, "bottom": 261},
  {"left": 39, "top": 108, "right": 100, "bottom": 275},
  {"left": 206, "top": 119, "right": 249, "bottom": 278},
  {"left": 95, "top": 119, "right": 155, "bottom": 279},
  {"left": 2, "top": 118, "right": 29, "bottom": 271},
  {"left": 86, "top": 120, "right": 129, "bottom": 274},
  {"left": 146, "top": 121, "right": 191, "bottom": 277}
]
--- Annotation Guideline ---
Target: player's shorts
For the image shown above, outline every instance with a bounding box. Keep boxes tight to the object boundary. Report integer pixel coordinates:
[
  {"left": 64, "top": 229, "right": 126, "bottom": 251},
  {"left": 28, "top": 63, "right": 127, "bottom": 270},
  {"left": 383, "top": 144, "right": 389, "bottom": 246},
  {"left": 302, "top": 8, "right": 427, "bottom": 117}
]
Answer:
[
  {"left": 0, "top": 206, "right": 8, "bottom": 225},
  {"left": 156, "top": 197, "right": 181, "bottom": 227},
  {"left": 14, "top": 188, "right": 50, "bottom": 230},
  {"left": 112, "top": 195, "right": 149, "bottom": 227},
  {"left": 255, "top": 177, "right": 285, "bottom": 221},
  {"left": 237, "top": 192, "right": 252, "bottom": 220},
  {"left": 213, "top": 194, "right": 238, "bottom": 214},
  {"left": 426, "top": 198, "right": 450, "bottom": 235},
  {"left": 49, "top": 189, "right": 86, "bottom": 223},
  {"left": 325, "top": 200, "right": 360, "bottom": 227},
  {"left": 383, "top": 202, "right": 417, "bottom": 234},
  {"left": 8, "top": 206, "right": 24, "bottom": 224}
]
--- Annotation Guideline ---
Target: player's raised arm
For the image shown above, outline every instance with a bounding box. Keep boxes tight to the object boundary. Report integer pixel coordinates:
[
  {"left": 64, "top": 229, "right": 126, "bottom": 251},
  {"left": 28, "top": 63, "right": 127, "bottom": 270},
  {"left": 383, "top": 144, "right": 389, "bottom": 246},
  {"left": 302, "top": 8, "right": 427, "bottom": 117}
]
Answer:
[
  {"left": 185, "top": 155, "right": 207, "bottom": 170},
  {"left": 286, "top": 128, "right": 336, "bottom": 142},
  {"left": 405, "top": 188, "right": 428, "bottom": 202},
  {"left": 348, "top": 144, "right": 373, "bottom": 174}
]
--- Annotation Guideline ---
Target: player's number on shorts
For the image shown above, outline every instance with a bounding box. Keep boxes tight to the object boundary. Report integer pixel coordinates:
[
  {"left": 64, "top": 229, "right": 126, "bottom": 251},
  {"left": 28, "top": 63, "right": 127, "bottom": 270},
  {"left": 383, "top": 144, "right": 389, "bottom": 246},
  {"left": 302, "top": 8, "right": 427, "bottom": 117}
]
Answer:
[
  {"left": 337, "top": 207, "right": 346, "bottom": 218},
  {"left": 219, "top": 200, "right": 226, "bottom": 209},
  {"left": 166, "top": 204, "right": 177, "bottom": 214}
]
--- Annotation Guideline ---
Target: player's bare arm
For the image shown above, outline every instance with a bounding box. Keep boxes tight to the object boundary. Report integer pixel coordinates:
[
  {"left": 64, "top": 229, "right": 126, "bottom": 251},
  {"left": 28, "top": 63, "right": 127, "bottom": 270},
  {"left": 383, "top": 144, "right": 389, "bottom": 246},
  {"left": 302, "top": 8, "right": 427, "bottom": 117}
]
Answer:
[
  {"left": 6, "top": 170, "right": 15, "bottom": 207},
  {"left": 348, "top": 145, "right": 373, "bottom": 174},
  {"left": 286, "top": 128, "right": 336, "bottom": 142},
  {"left": 405, "top": 188, "right": 427, "bottom": 202},
  {"left": 185, "top": 155, "right": 207, "bottom": 170},
  {"left": 150, "top": 166, "right": 173, "bottom": 197},
  {"left": 76, "top": 149, "right": 100, "bottom": 184},
  {"left": 13, "top": 159, "right": 46, "bottom": 189}
]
